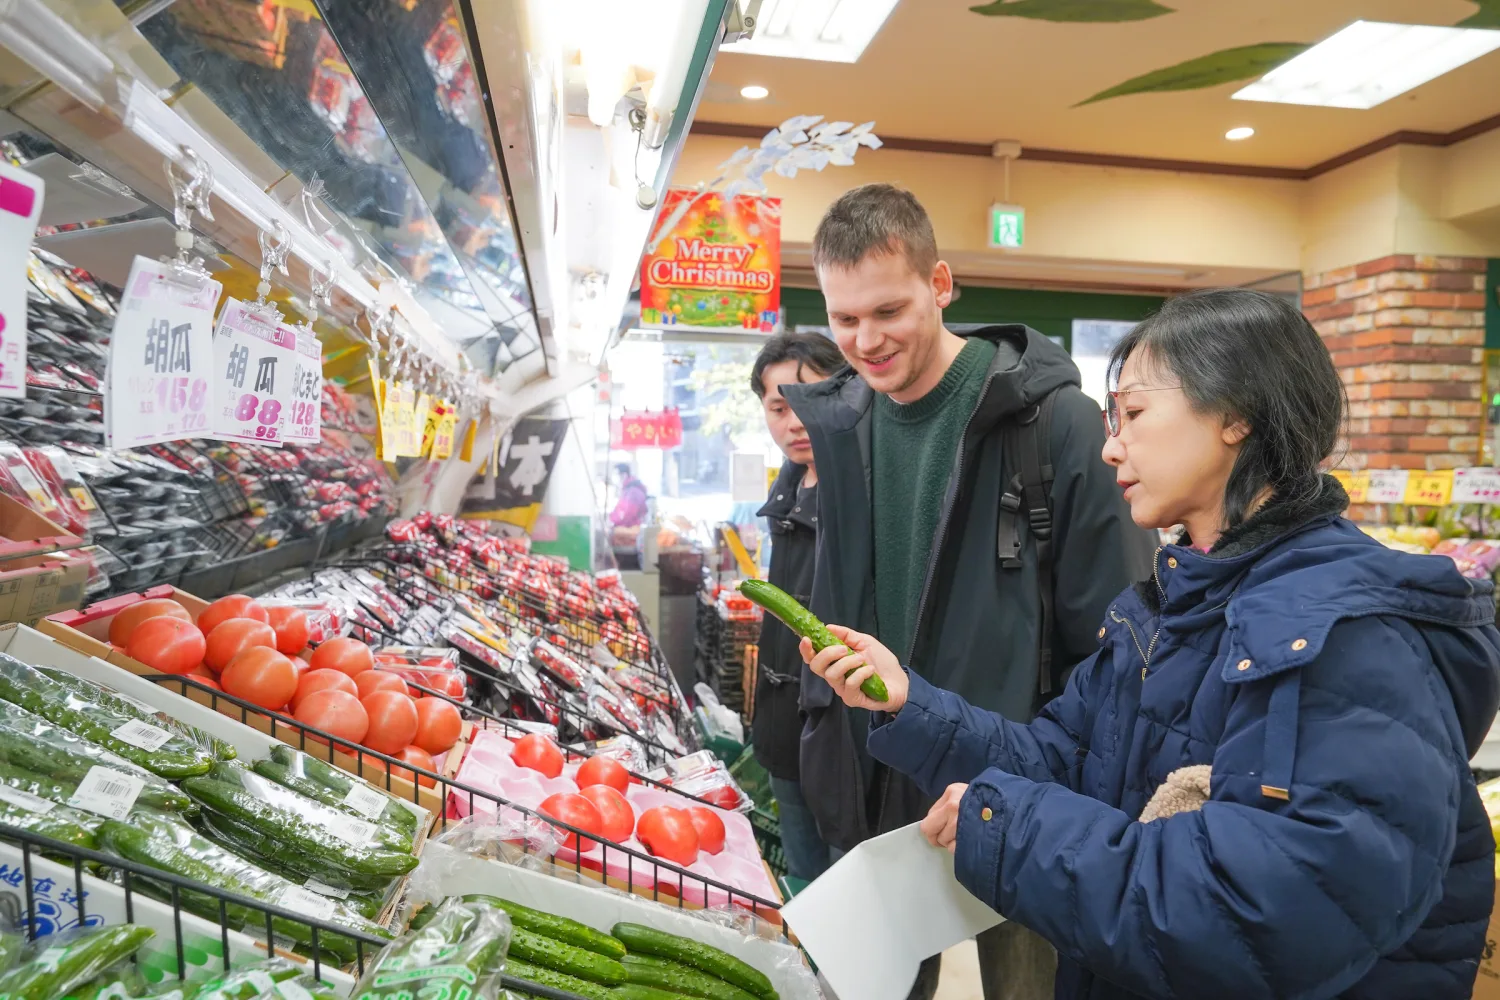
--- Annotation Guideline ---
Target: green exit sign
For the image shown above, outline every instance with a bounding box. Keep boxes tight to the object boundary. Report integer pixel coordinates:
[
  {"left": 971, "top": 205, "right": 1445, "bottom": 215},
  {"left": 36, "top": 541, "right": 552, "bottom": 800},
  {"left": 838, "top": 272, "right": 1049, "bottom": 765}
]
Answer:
[{"left": 989, "top": 203, "right": 1025, "bottom": 249}]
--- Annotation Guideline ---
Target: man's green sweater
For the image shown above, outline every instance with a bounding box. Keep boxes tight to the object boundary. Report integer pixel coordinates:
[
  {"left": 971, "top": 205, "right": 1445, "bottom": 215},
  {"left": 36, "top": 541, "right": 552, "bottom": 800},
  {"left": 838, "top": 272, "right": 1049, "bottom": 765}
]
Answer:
[{"left": 871, "top": 336, "right": 997, "bottom": 663}]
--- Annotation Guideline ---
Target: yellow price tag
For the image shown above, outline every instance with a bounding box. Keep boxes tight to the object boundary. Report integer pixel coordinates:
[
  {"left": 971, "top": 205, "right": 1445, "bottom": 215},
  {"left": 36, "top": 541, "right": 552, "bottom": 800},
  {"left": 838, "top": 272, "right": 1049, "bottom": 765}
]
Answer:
[
  {"left": 432, "top": 405, "right": 457, "bottom": 460},
  {"left": 1345, "top": 471, "right": 1370, "bottom": 504},
  {"left": 413, "top": 393, "right": 433, "bottom": 457},
  {"left": 68, "top": 487, "right": 95, "bottom": 511},
  {"left": 1403, "top": 470, "right": 1454, "bottom": 506},
  {"left": 459, "top": 419, "right": 477, "bottom": 462}
]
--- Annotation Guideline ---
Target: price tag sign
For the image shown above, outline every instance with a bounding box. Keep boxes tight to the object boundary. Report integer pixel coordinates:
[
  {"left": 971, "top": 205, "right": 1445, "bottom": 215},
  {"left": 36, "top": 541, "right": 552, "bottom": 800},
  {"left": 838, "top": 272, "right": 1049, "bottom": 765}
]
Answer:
[
  {"left": 342, "top": 781, "right": 388, "bottom": 820},
  {"left": 0, "top": 784, "right": 54, "bottom": 815},
  {"left": 388, "top": 381, "right": 418, "bottom": 457},
  {"left": 323, "top": 810, "right": 378, "bottom": 846},
  {"left": 286, "top": 330, "right": 322, "bottom": 445},
  {"left": 0, "top": 166, "right": 43, "bottom": 399},
  {"left": 1452, "top": 468, "right": 1500, "bottom": 504},
  {"left": 210, "top": 299, "right": 296, "bottom": 446},
  {"left": 1403, "top": 469, "right": 1454, "bottom": 506},
  {"left": 105, "top": 257, "right": 220, "bottom": 448},
  {"left": 68, "top": 765, "right": 145, "bottom": 820},
  {"left": 413, "top": 393, "right": 433, "bottom": 457},
  {"left": 1364, "top": 469, "right": 1409, "bottom": 505},
  {"left": 277, "top": 884, "right": 339, "bottom": 921},
  {"left": 432, "top": 402, "right": 457, "bottom": 460},
  {"left": 110, "top": 719, "right": 173, "bottom": 751},
  {"left": 303, "top": 877, "right": 351, "bottom": 900}
]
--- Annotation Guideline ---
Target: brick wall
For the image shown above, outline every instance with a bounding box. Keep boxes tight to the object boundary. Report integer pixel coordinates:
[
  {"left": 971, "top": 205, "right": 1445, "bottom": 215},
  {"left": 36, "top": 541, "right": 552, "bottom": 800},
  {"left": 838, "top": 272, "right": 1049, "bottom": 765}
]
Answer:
[{"left": 1305, "top": 254, "right": 1488, "bottom": 474}]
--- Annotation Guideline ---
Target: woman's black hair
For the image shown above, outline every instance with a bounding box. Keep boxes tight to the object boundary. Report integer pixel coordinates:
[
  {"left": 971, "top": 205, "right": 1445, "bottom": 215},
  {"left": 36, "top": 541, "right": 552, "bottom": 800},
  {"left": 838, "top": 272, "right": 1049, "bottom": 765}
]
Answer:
[
  {"left": 1107, "top": 288, "right": 1346, "bottom": 529},
  {"left": 750, "top": 332, "right": 846, "bottom": 398}
]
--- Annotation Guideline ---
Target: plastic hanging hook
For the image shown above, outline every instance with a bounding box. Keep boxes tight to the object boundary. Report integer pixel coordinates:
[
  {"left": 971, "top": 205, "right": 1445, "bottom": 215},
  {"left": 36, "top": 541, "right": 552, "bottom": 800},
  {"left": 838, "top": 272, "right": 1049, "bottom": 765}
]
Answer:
[
  {"left": 255, "top": 221, "right": 291, "bottom": 305},
  {"left": 161, "top": 146, "right": 215, "bottom": 285}
]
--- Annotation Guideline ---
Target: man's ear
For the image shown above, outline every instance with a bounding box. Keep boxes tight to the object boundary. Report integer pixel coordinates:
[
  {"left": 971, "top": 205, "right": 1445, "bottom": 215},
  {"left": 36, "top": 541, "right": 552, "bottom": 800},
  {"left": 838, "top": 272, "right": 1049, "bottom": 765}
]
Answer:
[{"left": 933, "top": 260, "right": 954, "bottom": 309}]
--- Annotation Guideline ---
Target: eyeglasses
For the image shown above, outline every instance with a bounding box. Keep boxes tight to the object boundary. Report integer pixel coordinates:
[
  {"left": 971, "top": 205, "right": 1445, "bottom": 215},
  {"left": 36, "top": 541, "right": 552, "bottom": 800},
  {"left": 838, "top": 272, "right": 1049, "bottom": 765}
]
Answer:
[{"left": 1103, "top": 387, "right": 1181, "bottom": 437}]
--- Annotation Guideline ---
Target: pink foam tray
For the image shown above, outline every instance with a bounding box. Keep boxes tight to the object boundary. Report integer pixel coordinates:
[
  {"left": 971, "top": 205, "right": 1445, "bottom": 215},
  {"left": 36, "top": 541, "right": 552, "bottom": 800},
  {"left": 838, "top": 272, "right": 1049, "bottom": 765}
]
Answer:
[{"left": 450, "top": 730, "right": 778, "bottom": 912}]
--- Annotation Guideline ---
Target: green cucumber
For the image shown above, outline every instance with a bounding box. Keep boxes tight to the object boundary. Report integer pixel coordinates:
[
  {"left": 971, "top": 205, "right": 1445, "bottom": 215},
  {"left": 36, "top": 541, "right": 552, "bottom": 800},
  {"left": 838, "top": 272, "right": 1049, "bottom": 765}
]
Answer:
[
  {"left": 457, "top": 894, "right": 626, "bottom": 959},
  {"left": 612, "top": 923, "right": 775, "bottom": 1000},
  {"left": 618, "top": 955, "right": 759, "bottom": 1000},
  {"left": 0, "top": 759, "right": 191, "bottom": 816},
  {"left": 510, "top": 926, "right": 626, "bottom": 985},
  {"left": 182, "top": 774, "right": 417, "bottom": 888},
  {"left": 503, "top": 958, "right": 615, "bottom": 1000},
  {"left": 0, "top": 924, "right": 154, "bottom": 1000},
  {"left": 736, "top": 581, "right": 887, "bottom": 702},
  {"left": 192, "top": 957, "right": 338, "bottom": 1000},
  {"left": 267, "top": 746, "right": 419, "bottom": 837},
  {"left": 0, "top": 796, "right": 100, "bottom": 851},
  {"left": 59, "top": 961, "right": 147, "bottom": 1000},
  {"left": 0, "top": 933, "right": 22, "bottom": 975},
  {"left": 251, "top": 759, "right": 413, "bottom": 849},
  {"left": 612, "top": 987, "right": 694, "bottom": 1000},
  {"left": 210, "top": 762, "right": 410, "bottom": 853},
  {"left": 37, "top": 667, "right": 236, "bottom": 762},
  {"left": 0, "top": 654, "right": 213, "bottom": 778},
  {"left": 353, "top": 897, "right": 509, "bottom": 999}
]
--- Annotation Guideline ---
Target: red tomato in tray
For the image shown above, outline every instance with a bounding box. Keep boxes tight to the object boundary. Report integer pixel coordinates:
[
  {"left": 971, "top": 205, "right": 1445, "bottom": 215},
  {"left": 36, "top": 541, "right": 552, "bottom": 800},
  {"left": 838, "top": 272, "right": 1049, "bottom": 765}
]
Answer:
[
  {"left": 701, "top": 785, "right": 741, "bottom": 810},
  {"left": 578, "top": 784, "right": 635, "bottom": 843},
  {"left": 220, "top": 646, "right": 298, "bottom": 711},
  {"left": 294, "top": 690, "right": 368, "bottom": 744},
  {"left": 266, "top": 606, "right": 310, "bottom": 656},
  {"left": 687, "top": 806, "right": 727, "bottom": 855},
  {"left": 412, "top": 698, "right": 462, "bottom": 755},
  {"left": 204, "top": 619, "right": 276, "bottom": 674},
  {"left": 198, "top": 594, "right": 269, "bottom": 634},
  {"left": 396, "top": 745, "right": 437, "bottom": 787},
  {"left": 126, "top": 617, "right": 205, "bottom": 675},
  {"left": 293, "top": 668, "right": 358, "bottom": 711},
  {"left": 355, "top": 670, "right": 408, "bottom": 699},
  {"left": 358, "top": 750, "right": 435, "bottom": 789},
  {"left": 538, "top": 792, "right": 604, "bottom": 852},
  {"left": 309, "top": 637, "right": 375, "bottom": 678},
  {"left": 636, "top": 806, "right": 699, "bottom": 866},
  {"left": 510, "top": 733, "right": 564, "bottom": 778},
  {"left": 110, "top": 598, "right": 191, "bottom": 647},
  {"left": 574, "top": 755, "right": 630, "bottom": 795},
  {"left": 361, "top": 691, "right": 418, "bottom": 755}
]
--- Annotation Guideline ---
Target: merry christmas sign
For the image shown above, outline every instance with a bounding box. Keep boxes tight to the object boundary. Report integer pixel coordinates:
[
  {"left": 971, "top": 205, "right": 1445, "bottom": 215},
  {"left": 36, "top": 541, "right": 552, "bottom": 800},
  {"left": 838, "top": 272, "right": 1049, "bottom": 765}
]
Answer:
[{"left": 640, "top": 191, "right": 780, "bottom": 332}]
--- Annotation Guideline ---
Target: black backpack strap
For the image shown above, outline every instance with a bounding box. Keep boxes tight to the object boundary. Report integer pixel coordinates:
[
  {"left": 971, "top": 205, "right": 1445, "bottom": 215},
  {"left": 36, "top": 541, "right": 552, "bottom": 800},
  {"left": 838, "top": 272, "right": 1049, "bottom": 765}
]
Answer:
[{"left": 997, "top": 390, "right": 1059, "bottom": 696}]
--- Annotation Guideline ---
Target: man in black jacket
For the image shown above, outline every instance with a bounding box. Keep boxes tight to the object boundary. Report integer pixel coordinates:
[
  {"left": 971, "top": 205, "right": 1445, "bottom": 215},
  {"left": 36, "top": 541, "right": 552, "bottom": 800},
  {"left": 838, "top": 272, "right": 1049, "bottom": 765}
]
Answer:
[
  {"left": 785, "top": 184, "right": 1155, "bottom": 1000},
  {"left": 749, "top": 332, "right": 846, "bottom": 882}
]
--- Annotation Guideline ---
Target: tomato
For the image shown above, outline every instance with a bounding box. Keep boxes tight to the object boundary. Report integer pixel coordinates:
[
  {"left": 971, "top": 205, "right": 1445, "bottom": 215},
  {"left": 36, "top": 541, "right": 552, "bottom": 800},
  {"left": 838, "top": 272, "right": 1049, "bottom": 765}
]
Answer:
[
  {"left": 220, "top": 646, "right": 298, "bottom": 711},
  {"left": 510, "top": 733, "right": 564, "bottom": 779},
  {"left": 126, "top": 617, "right": 205, "bottom": 675},
  {"left": 309, "top": 637, "right": 374, "bottom": 678},
  {"left": 265, "top": 606, "right": 310, "bottom": 656},
  {"left": 412, "top": 698, "right": 462, "bottom": 755},
  {"left": 293, "top": 668, "right": 359, "bottom": 711},
  {"left": 198, "top": 595, "right": 269, "bottom": 634},
  {"left": 109, "top": 599, "right": 191, "bottom": 647},
  {"left": 578, "top": 784, "right": 634, "bottom": 843},
  {"left": 294, "top": 689, "right": 368, "bottom": 744},
  {"left": 538, "top": 792, "right": 604, "bottom": 852},
  {"left": 635, "top": 806, "right": 699, "bottom": 866},
  {"left": 686, "top": 807, "right": 726, "bottom": 855},
  {"left": 701, "top": 785, "right": 741, "bottom": 810},
  {"left": 192, "top": 675, "right": 222, "bottom": 692},
  {"left": 204, "top": 619, "right": 276, "bottom": 674},
  {"left": 442, "top": 674, "right": 466, "bottom": 699},
  {"left": 355, "top": 670, "right": 408, "bottom": 699},
  {"left": 396, "top": 746, "right": 436, "bottom": 788},
  {"left": 574, "top": 755, "right": 629, "bottom": 795},
  {"left": 360, "top": 691, "right": 418, "bottom": 755}
]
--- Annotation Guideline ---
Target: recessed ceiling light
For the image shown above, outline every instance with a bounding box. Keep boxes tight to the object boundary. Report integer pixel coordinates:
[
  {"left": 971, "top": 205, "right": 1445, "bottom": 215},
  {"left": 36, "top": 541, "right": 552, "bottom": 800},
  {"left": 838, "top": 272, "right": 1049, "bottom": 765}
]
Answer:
[
  {"left": 1225, "top": 126, "right": 1255, "bottom": 141},
  {"left": 1233, "top": 20, "right": 1500, "bottom": 109},
  {"left": 723, "top": 0, "right": 903, "bottom": 63},
  {"left": 740, "top": 84, "right": 770, "bottom": 100}
]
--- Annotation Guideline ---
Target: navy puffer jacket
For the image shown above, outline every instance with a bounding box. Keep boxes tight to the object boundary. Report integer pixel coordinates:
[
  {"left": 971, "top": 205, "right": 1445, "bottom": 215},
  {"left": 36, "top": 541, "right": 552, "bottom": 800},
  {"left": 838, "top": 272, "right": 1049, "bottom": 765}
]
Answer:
[{"left": 869, "top": 482, "right": 1500, "bottom": 1000}]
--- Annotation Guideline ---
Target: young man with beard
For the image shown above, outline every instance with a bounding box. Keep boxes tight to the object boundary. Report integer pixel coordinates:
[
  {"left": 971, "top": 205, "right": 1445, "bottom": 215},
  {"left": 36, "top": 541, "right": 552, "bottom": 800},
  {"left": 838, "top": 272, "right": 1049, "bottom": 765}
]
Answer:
[{"left": 783, "top": 184, "right": 1155, "bottom": 1000}]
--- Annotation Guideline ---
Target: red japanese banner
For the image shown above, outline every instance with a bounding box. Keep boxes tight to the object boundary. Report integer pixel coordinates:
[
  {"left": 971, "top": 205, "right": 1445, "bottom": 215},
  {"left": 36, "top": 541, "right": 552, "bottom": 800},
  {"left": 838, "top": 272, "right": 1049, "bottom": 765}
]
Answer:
[
  {"left": 612, "top": 409, "right": 683, "bottom": 450},
  {"left": 640, "top": 191, "right": 780, "bottom": 332}
]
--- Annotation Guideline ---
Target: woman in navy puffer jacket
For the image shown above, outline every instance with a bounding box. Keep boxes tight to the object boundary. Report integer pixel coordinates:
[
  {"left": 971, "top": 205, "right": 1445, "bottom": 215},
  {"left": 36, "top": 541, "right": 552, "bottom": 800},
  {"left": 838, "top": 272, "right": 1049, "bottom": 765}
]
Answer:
[{"left": 805, "top": 289, "right": 1500, "bottom": 1000}]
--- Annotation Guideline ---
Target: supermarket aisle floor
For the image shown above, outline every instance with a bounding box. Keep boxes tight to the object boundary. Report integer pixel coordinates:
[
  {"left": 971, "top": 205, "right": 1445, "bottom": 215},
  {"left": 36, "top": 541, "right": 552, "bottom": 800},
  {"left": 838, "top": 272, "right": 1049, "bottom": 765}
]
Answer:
[{"left": 934, "top": 939, "right": 983, "bottom": 999}]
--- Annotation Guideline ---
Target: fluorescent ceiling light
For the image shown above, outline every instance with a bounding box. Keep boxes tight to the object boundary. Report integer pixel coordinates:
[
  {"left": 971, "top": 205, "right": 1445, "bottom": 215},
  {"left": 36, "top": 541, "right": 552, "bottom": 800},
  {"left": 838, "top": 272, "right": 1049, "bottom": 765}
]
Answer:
[
  {"left": 723, "top": 0, "right": 903, "bottom": 63},
  {"left": 740, "top": 84, "right": 770, "bottom": 99},
  {"left": 1225, "top": 126, "right": 1255, "bottom": 140},
  {"left": 1233, "top": 20, "right": 1500, "bottom": 109}
]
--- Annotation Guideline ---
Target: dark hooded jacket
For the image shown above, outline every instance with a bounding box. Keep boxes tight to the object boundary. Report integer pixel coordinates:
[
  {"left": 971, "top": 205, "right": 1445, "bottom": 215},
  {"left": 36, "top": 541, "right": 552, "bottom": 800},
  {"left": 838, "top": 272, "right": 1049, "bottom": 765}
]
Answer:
[
  {"left": 783, "top": 325, "right": 1155, "bottom": 849},
  {"left": 868, "top": 480, "right": 1500, "bottom": 1000}
]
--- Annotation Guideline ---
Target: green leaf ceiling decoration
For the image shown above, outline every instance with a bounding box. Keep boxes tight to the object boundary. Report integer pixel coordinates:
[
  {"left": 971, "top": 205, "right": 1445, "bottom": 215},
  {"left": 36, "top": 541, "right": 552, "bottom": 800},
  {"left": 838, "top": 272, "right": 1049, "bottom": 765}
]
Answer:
[
  {"left": 1458, "top": 0, "right": 1500, "bottom": 27},
  {"left": 969, "top": 0, "right": 1174, "bottom": 21},
  {"left": 1075, "top": 42, "right": 1309, "bottom": 106}
]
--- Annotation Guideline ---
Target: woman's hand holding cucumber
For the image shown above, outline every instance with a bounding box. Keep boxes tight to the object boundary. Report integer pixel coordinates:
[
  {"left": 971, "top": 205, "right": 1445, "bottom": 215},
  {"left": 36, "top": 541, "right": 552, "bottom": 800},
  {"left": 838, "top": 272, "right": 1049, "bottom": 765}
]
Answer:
[{"left": 800, "top": 625, "right": 908, "bottom": 712}]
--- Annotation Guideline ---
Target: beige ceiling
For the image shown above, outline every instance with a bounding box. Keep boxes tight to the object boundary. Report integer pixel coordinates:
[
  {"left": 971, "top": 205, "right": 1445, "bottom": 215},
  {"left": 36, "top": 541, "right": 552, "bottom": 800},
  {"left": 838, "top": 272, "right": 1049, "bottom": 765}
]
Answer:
[{"left": 699, "top": 0, "right": 1500, "bottom": 169}]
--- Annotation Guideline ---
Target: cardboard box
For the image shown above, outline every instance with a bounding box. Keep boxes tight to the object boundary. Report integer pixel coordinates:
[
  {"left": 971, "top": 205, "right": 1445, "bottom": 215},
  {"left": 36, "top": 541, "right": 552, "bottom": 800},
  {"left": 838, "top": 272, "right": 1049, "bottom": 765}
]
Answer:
[
  {"left": 0, "top": 494, "right": 86, "bottom": 625},
  {"left": 40, "top": 587, "right": 448, "bottom": 818}
]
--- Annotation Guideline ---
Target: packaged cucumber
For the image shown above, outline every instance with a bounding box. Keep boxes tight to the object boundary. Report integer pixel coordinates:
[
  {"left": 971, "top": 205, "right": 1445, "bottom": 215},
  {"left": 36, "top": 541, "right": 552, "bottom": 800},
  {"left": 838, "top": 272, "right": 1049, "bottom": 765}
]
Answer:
[
  {"left": 612, "top": 923, "right": 776, "bottom": 1000},
  {"left": 0, "top": 924, "right": 154, "bottom": 1000},
  {"left": 351, "top": 897, "right": 510, "bottom": 1000},
  {"left": 191, "top": 957, "right": 340, "bottom": 1000},
  {"left": 441, "top": 894, "right": 625, "bottom": 959},
  {"left": 266, "top": 746, "right": 421, "bottom": 839},
  {"left": 250, "top": 756, "right": 414, "bottom": 850},
  {"left": 58, "top": 960, "right": 147, "bottom": 1000},
  {"left": 0, "top": 784, "right": 103, "bottom": 851},
  {"left": 183, "top": 765, "right": 418, "bottom": 892},
  {"left": 96, "top": 811, "right": 392, "bottom": 966},
  {"left": 36, "top": 667, "right": 237, "bottom": 763}
]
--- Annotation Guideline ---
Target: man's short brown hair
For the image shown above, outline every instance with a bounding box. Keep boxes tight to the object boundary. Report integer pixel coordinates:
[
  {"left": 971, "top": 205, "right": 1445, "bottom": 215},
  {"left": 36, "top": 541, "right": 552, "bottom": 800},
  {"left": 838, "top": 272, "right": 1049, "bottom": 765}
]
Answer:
[{"left": 811, "top": 184, "right": 939, "bottom": 278}]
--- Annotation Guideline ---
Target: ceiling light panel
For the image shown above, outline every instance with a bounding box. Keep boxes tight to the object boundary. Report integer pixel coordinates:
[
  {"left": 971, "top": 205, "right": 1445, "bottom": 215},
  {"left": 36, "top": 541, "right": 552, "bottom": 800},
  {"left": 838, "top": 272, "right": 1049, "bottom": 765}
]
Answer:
[
  {"left": 1233, "top": 20, "right": 1500, "bottom": 109},
  {"left": 723, "top": 0, "right": 903, "bottom": 63}
]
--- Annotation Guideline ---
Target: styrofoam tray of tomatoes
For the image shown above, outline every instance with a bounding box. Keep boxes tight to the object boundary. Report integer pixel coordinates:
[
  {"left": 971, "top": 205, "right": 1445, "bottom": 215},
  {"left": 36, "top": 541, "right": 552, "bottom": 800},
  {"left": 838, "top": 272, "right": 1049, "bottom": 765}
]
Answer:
[{"left": 450, "top": 730, "right": 777, "bottom": 910}]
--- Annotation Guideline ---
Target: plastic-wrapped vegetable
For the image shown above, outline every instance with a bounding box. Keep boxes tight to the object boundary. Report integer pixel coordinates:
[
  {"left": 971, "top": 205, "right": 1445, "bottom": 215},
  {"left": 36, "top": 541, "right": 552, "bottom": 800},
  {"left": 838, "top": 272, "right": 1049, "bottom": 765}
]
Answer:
[
  {"left": 0, "top": 785, "right": 103, "bottom": 851},
  {"left": 95, "top": 810, "right": 391, "bottom": 965},
  {"left": 183, "top": 763, "right": 418, "bottom": 892},
  {"left": 0, "top": 655, "right": 213, "bottom": 778},
  {"left": 36, "top": 668, "right": 236, "bottom": 763},
  {"left": 191, "top": 957, "right": 340, "bottom": 1000},
  {"left": 0, "top": 924, "right": 154, "bottom": 1000},
  {"left": 253, "top": 748, "right": 419, "bottom": 847},
  {"left": 58, "top": 960, "right": 147, "bottom": 1000},
  {"left": 352, "top": 897, "right": 511, "bottom": 1000},
  {"left": 0, "top": 700, "right": 195, "bottom": 815}
]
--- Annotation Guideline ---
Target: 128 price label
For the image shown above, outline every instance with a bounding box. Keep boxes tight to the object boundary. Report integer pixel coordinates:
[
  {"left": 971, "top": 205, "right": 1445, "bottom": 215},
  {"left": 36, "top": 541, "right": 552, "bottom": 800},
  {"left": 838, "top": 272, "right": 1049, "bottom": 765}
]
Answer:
[{"left": 286, "top": 332, "right": 322, "bottom": 445}]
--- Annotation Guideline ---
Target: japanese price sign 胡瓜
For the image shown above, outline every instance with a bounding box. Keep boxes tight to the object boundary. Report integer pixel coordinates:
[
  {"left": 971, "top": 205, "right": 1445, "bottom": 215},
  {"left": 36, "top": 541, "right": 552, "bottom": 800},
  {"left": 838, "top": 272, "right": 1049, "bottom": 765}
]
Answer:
[
  {"left": 286, "top": 329, "right": 322, "bottom": 445},
  {"left": 210, "top": 298, "right": 296, "bottom": 446},
  {"left": 105, "top": 257, "right": 221, "bottom": 449}
]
